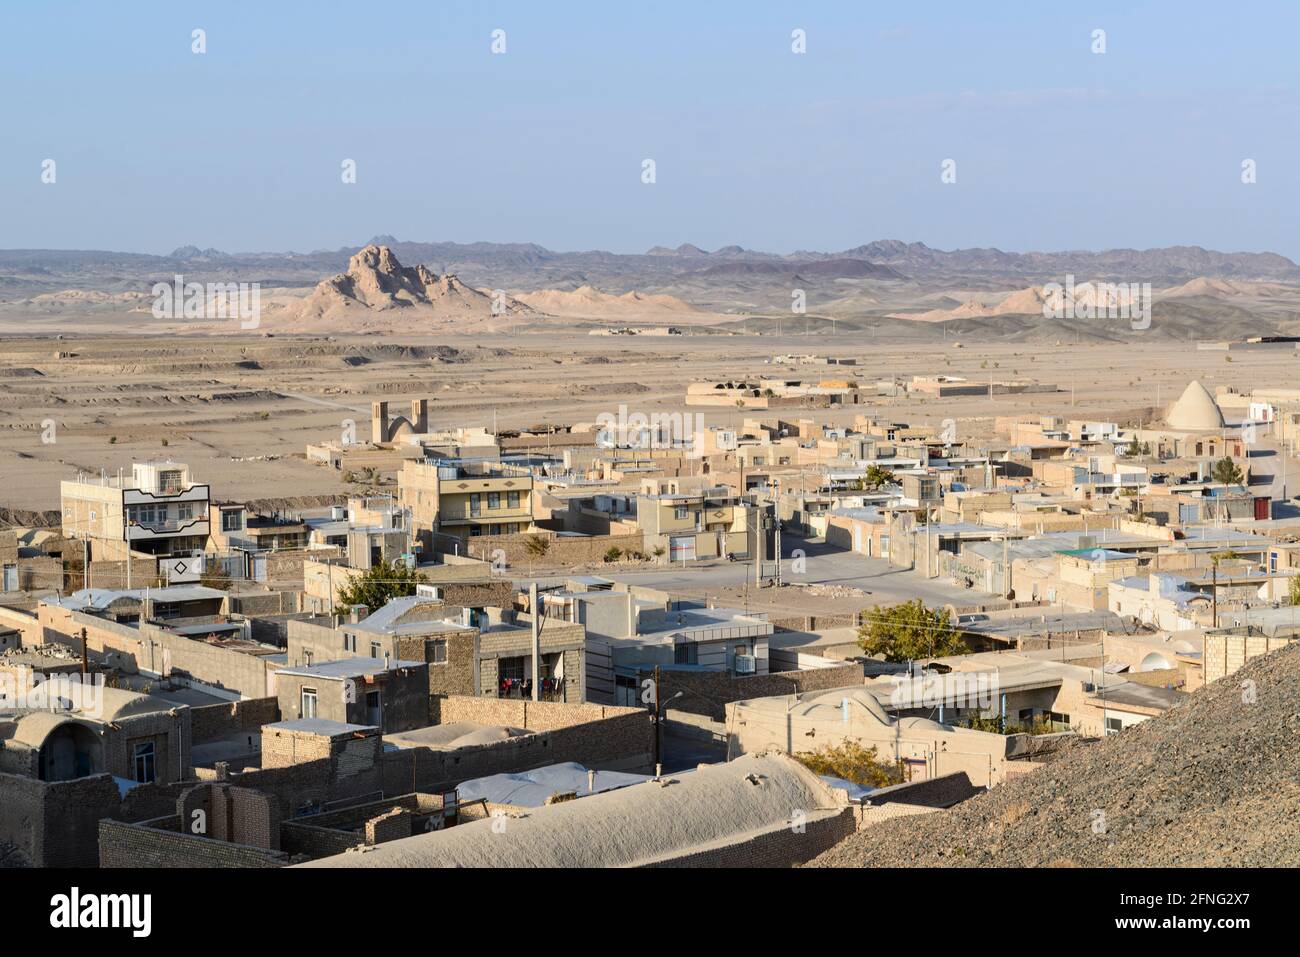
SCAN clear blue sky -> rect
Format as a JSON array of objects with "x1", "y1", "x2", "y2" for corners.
[{"x1": 2, "y1": 0, "x2": 1296, "y2": 258}]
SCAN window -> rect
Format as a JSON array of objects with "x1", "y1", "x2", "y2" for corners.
[
  {"x1": 507, "y1": 491, "x2": 520, "y2": 509},
  {"x1": 1105, "y1": 716, "x2": 1124, "y2": 734},
  {"x1": 469, "y1": 493, "x2": 481, "y2": 517},
  {"x1": 133, "y1": 742, "x2": 156, "y2": 783},
  {"x1": 301, "y1": 687, "x2": 318, "y2": 719},
  {"x1": 343, "y1": 633, "x2": 356, "y2": 653},
  {"x1": 221, "y1": 510, "x2": 242, "y2": 532},
  {"x1": 674, "y1": 644, "x2": 698, "y2": 665},
  {"x1": 158, "y1": 470, "x2": 183, "y2": 494},
  {"x1": 488, "y1": 492, "x2": 501, "y2": 509},
  {"x1": 430, "y1": 640, "x2": 447, "y2": 664},
  {"x1": 674, "y1": 506, "x2": 689, "y2": 521},
  {"x1": 614, "y1": 673, "x2": 640, "y2": 708},
  {"x1": 370, "y1": 641, "x2": 382, "y2": 659}
]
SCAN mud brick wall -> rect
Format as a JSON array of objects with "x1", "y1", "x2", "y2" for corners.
[
  {"x1": 178, "y1": 784, "x2": 281, "y2": 849},
  {"x1": 434, "y1": 695, "x2": 637, "y2": 733},
  {"x1": 0, "y1": 772, "x2": 122, "y2": 868},
  {"x1": 381, "y1": 721, "x2": 658, "y2": 794},
  {"x1": 224, "y1": 593, "x2": 299, "y2": 619},
  {"x1": 84, "y1": 558, "x2": 162, "y2": 590},
  {"x1": 1203, "y1": 631, "x2": 1294, "y2": 684},
  {"x1": 190, "y1": 697, "x2": 280, "y2": 743},
  {"x1": 99, "y1": 707, "x2": 192, "y2": 785},
  {"x1": 39, "y1": 604, "x2": 274, "y2": 699},
  {"x1": 278, "y1": 820, "x2": 366, "y2": 859},
  {"x1": 195, "y1": 759, "x2": 335, "y2": 820},
  {"x1": 650, "y1": 662, "x2": 865, "y2": 720},
  {"x1": 280, "y1": 793, "x2": 429, "y2": 858},
  {"x1": 405, "y1": 696, "x2": 654, "y2": 786},
  {"x1": 118, "y1": 780, "x2": 198, "y2": 823},
  {"x1": 221, "y1": 728, "x2": 385, "y2": 816},
  {"x1": 436, "y1": 579, "x2": 514, "y2": 610},
  {"x1": 413, "y1": 630, "x2": 477, "y2": 697},
  {"x1": 263, "y1": 547, "x2": 343, "y2": 590},
  {"x1": 381, "y1": 734, "x2": 556, "y2": 794},
  {"x1": 460, "y1": 531, "x2": 647, "y2": 567},
  {"x1": 98, "y1": 819, "x2": 289, "y2": 868},
  {"x1": 365, "y1": 806, "x2": 413, "y2": 845}
]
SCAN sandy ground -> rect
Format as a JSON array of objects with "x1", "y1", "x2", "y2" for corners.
[{"x1": 1, "y1": 330, "x2": 1295, "y2": 512}]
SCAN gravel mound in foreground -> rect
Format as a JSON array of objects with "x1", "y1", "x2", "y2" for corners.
[{"x1": 808, "y1": 643, "x2": 1300, "y2": 867}]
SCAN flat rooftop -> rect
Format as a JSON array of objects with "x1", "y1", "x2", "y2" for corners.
[
  {"x1": 383, "y1": 721, "x2": 532, "y2": 751},
  {"x1": 275, "y1": 657, "x2": 423, "y2": 680},
  {"x1": 265, "y1": 718, "x2": 378, "y2": 736}
]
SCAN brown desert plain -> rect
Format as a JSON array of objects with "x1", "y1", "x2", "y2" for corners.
[{"x1": 3, "y1": 239, "x2": 1300, "y2": 517}]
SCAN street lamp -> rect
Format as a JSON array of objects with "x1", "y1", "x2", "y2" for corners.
[{"x1": 651, "y1": 666, "x2": 685, "y2": 772}]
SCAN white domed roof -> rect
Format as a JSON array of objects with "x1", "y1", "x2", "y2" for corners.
[{"x1": 1166, "y1": 380, "x2": 1226, "y2": 431}]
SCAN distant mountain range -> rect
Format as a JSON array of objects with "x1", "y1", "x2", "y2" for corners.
[
  {"x1": 1, "y1": 239, "x2": 1296, "y2": 298},
  {"x1": 3, "y1": 238, "x2": 1299, "y2": 340}
]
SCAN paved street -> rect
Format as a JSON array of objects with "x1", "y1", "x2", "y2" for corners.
[{"x1": 1247, "y1": 440, "x2": 1300, "y2": 518}]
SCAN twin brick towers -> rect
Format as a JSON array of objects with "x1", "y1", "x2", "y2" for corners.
[{"x1": 371, "y1": 399, "x2": 429, "y2": 444}]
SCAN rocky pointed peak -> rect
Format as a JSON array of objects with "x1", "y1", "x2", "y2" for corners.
[{"x1": 348, "y1": 244, "x2": 410, "y2": 278}]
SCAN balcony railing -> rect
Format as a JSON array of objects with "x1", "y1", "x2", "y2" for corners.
[{"x1": 126, "y1": 516, "x2": 209, "y2": 536}]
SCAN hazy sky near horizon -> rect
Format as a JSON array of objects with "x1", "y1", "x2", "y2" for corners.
[{"x1": 2, "y1": 0, "x2": 1297, "y2": 258}]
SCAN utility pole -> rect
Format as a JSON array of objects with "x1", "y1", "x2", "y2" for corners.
[
  {"x1": 1099, "y1": 633, "x2": 1107, "y2": 736},
  {"x1": 773, "y1": 478, "x2": 782, "y2": 587},
  {"x1": 530, "y1": 581, "x2": 540, "y2": 701},
  {"x1": 1003, "y1": 533, "x2": 1011, "y2": 599},
  {"x1": 924, "y1": 507, "x2": 932, "y2": 579},
  {"x1": 1211, "y1": 560, "x2": 1219, "y2": 629},
  {"x1": 125, "y1": 505, "x2": 132, "y2": 591},
  {"x1": 652, "y1": 665, "x2": 662, "y2": 769}
]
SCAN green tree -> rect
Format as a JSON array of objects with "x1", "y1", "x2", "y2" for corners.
[
  {"x1": 1288, "y1": 575, "x2": 1300, "y2": 606},
  {"x1": 522, "y1": 534, "x2": 550, "y2": 574},
  {"x1": 863, "y1": 464, "x2": 894, "y2": 489},
  {"x1": 1211, "y1": 456, "x2": 1244, "y2": 486},
  {"x1": 794, "y1": 739, "x2": 904, "y2": 788},
  {"x1": 334, "y1": 559, "x2": 425, "y2": 616},
  {"x1": 857, "y1": 599, "x2": 969, "y2": 662},
  {"x1": 962, "y1": 713, "x2": 1057, "y2": 736}
]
